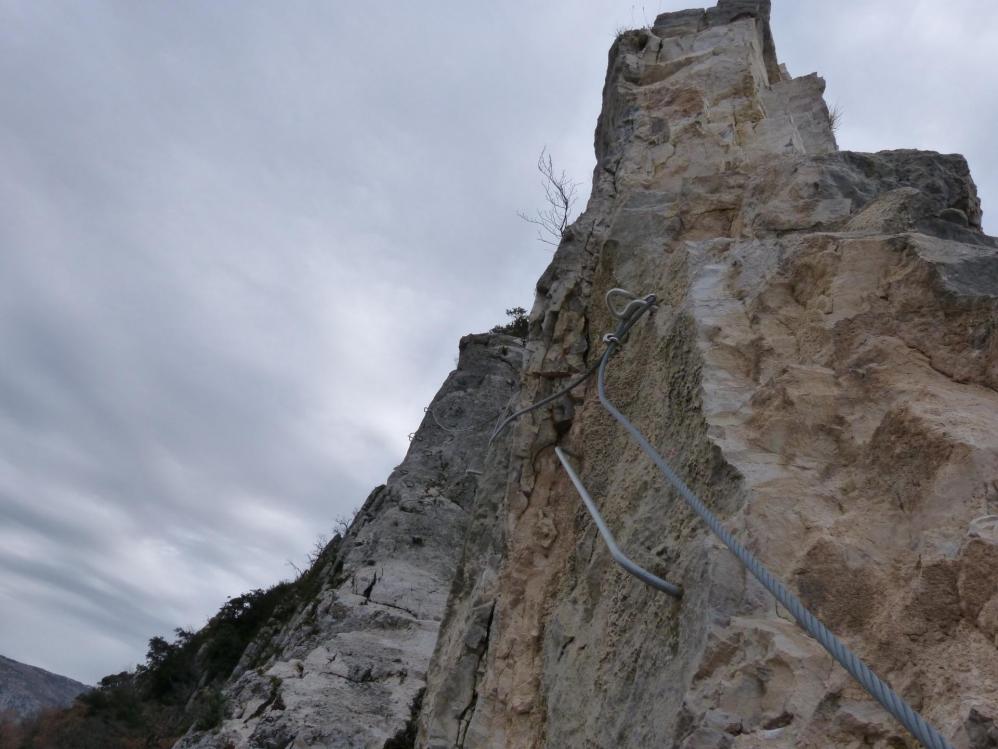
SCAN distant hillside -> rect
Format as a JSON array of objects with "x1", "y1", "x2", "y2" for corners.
[
  {"x1": 0, "y1": 655, "x2": 89, "y2": 718},
  {"x1": 0, "y1": 534, "x2": 346, "y2": 748}
]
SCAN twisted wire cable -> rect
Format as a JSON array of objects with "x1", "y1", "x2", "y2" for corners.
[
  {"x1": 490, "y1": 360, "x2": 601, "y2": 443},
  {"x1": 594, "y1": 302, "x2": 953, "y2": 749},
  {"x1": 479, "y1": 288, "x2": 952, "y2": 747},
  {"x1": 490, "y1": 293, "x2": 659, "y2": 443}
]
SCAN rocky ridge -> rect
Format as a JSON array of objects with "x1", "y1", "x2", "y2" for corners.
[
  {"x1": 175, "y1": 334, "x2": 522, "y2": 748},
  {"x1": 417, "y1": 2, "x2": 998, "y2": 748},
  {"x1": 0, "y1": 655, "x2": 88, "y2": 719}
]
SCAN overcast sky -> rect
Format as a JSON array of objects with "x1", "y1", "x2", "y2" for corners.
[{"x1": 0, "y1": 1, "x2": 994, "y2": 685}]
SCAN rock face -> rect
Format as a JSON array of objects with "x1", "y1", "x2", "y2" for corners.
[
  {"x1": 417, "y1": 2, "x2": 998, "y2": 748},
  {"x1": 174, "y1": 334, "x2": 522, "y2": 748},
  {"x1": 169, "y1": 2, "x2": 998, "y2": 747},
  {"x1": 0, "y1": 655, "x2": 88, "y2": 718}
]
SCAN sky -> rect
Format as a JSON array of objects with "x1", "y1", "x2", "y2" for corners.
[{"x1": 0, "y1": 1, "x2": 995, "y2": 685}]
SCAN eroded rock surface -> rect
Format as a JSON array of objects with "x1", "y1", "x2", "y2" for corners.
[
  {"x1": 419, "y1": 2, "x2": 998, "y2": 747},
  {"x1": 175, "y1": 334, "x2": 521, "y2": 749}
]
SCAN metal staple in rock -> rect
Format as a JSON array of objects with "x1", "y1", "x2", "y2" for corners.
[
  {"x1": 489, "y1": 360, "x2": 601, "y2": 443},
  {"x1": 555, "y1": 445, "x2": 682, "y2": 597},
  {"x1": 498, "y1": 288, "x2": 954, "y2": 749},
  {"x1": 489, "y1": 289, "x2": 652, "y2": 444}
]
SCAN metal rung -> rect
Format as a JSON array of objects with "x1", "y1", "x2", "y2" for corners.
[{"x1": 555, "y1": 446, "x2": 682, "y2": 598}]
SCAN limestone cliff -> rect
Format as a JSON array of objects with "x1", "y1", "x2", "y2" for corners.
[
  {"x1": 174, "y1": 334, "x2": 522, "y2": 748},
  {"x1": 169, "y1": 2, "x2": 998, "y2": 747},
  {"x1": 417, "y1": 2, "x2": 998, "y2": 748}
]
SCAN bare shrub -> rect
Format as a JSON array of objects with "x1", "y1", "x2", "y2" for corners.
[{"x1": 517, "y1": 148, "x2": 579, "y2": 247}]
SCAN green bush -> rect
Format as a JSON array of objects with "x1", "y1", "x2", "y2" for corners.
[
  {"x1": 490, "y1": 307, "x2": 528, "y2": 340},
  {"x1": 10, "y1": 531, "x2": 346, "y2": 748},
  {"x1": 192, "y1": 688, "x2": 227, "y2": 731}
]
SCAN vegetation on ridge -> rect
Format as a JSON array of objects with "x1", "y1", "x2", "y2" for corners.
[
  {"x1": 0, "y1": 534, "x2": 343, "y2": 749},
  {"x1": 490, "y1": 306, "x2": 529, "y2": 340}
]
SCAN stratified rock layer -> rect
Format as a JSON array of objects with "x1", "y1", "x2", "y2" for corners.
[
  {"x1": 419, "y1": 2, "x2": 998, "y2": 747},
  {"x1": 175, "y1": 334, "x2": 521, "y2": 749}
]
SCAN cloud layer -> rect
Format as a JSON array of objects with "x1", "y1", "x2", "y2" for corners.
[{"x1": 0, "y1": 1, "x2": 993, "y2": 683}]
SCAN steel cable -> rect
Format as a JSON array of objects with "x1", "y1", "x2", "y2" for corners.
[
  {"x1": 592, "y1": 297, "x2": 953, "y2": 749},
  {"x1": 491, "y1": 288, "x2": 953, "y2": 748}
]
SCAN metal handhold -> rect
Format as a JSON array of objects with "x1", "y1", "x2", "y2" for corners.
[{"x1": 555, "y1": 447, "x2": 682, "y2": 598}]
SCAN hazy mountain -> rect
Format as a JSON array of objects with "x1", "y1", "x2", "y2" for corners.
[{"x1": 0, "y1": 655, "x2": 89, "y2": 718}]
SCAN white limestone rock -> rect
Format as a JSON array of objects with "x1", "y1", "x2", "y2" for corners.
[{"x1": 174, "y1": 334, "x2": 522, "y2": 749}]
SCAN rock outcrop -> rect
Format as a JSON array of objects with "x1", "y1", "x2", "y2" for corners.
[
  {"x1": 175, "y1": 334, "x2": 522, "y2": 748},
  {"x1": 0, "y1": 655, "x2": 88, "y2": 718},
  {"x1": 165, "y1": 2, "x2": 998, "y2": 747},
  {"x1": 417, "y1": 2, "x2": 998, "y2": 748}
]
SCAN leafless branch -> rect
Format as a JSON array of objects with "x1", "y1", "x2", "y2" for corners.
[
  {"x1": 307, "y1": 534, "x2": 329, "y2": 566},
  {"x1": 828, "y1": 102, "x2": 843, "y2": 134},
  {"x1": 333, "y1": 506, "x2": 359, "y2": 538},
  {"x1": 517, "y1": 147, "x2": 579, "y2": 247}
]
